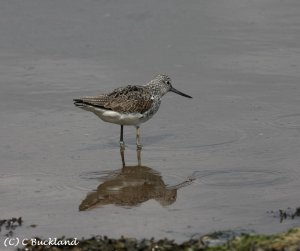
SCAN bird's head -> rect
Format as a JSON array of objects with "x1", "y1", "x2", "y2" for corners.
[{"x1": 151, "y1": 74, "x2": 192, "y2": 98}]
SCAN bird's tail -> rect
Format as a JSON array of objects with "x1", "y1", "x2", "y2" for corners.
[
  {"x1": 73, "y1": 98, "x2": 85, "y2": 107},
  {"x1": 73, "y1": 95, "x2": 105, "y2": 106}
]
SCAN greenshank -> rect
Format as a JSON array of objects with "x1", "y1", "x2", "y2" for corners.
[{"x1": 74, "y1": 74, "x2": 192, "y2": 166}]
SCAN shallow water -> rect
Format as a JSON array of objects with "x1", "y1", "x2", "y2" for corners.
[{"x1": 1, "y1": 0, "x2": 300, "y2": 247}]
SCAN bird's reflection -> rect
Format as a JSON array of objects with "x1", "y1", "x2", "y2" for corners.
[{"x1": 79, "y1": 165, "x2": 194, "y2": 211}]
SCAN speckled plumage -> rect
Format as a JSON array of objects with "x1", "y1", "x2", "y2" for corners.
[
  {"x1": 75, "y1": 85, "x2": 154, "y2": 115},
  {"x1": 73, "y1": 74, "x2": 192, "y2": 166},
  {"x1": 73, "y1": 74, "x2": 191, "y2": 126}
]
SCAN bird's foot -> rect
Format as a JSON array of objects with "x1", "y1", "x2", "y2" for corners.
[
  {"x1": 136, "y1": 144, "x2": 142, "y2": 151},
  {"x1": 120, "y1": 141, "x2": 125, "y2": 151}
]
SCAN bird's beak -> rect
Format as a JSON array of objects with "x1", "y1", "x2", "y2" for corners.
[{"x1": 170, "y1": 86, "x2": 192, "y2": 98}]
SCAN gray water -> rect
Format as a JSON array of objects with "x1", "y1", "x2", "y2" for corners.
[{"x1": 1, "y1": 0, "x2": 300, "y2": 247}]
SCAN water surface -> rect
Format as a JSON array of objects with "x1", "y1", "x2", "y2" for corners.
[{"x1": 1, "y1": 0, "x2": 300, "y2": 245}]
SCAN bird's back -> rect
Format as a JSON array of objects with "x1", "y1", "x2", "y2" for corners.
[{"x1": 74, "y1": 85, "x2": 155, "y2": 115}]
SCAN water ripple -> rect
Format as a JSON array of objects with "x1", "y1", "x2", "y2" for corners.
[{"x1": 190, "y1": 169, "x2": 294, "y2": 188}]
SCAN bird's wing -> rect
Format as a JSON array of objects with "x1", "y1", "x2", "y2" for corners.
[
  {"x1": 74, "y1": 85, "x2": 153, "y2": 114},
  {"x1": 106, "y1": 85, "x2": 153, "y2": 114}
]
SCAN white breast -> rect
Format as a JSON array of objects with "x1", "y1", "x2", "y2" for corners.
[
  {"x1": 81, "y1": 104, "x2": 157, "y2": 126},
  {"x1": 94, "y1": 108, "x2": 143, "y2": 125}
]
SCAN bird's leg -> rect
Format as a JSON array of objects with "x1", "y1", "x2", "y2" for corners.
[
  {"x1": 136, "y1": 126, "x2": 142, "y2": 166},
  {"x1": 120, "y1": 125, "x2": 125, "y2": 167}
]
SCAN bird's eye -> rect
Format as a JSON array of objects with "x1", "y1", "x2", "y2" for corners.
[{"x1": 166, "y1": 81, "x2": 170, "y2": 85}]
